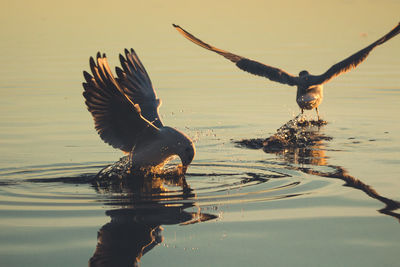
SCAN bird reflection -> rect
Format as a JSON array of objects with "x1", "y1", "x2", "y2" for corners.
[
  {"x1": 236, "y1": 116, "x2": 400, "y2": 221},
  {"x1": 89, "y1": 169, "x2": 217, "y2": 267},
  {"x1": 89, "y1": 210, "x2": 163, "y2": 267}
]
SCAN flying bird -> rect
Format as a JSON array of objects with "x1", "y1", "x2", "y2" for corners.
[
  {"x1": 83, "y1": 49, "x2": 195, "y2": 175},
  {"x1": 173, "y1": 23, "x2": 400, "y2": 120}
]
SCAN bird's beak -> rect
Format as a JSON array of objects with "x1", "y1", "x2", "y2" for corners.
[
  {"x1": 181, "y1": 164, "x2": 188, "y2": 174},
  {"x1": 178, "y1": 142, "x2": 196, "y2": 177},
  {"x1": 178, "y1": 143, "x2": 195, "y2": 175}
]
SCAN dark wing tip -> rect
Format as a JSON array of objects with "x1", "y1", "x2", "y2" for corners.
[
  {"x1": 173, "y1": 24, "x2": 243, "y2": 63},
  {"x1": 83, "y1": 71, "x2": 93, "y2": 81},
  {"x1": 378, "y1": 22, "x2": 400, "y2": 45},
  {"x1": 115, "y1": 66, "x2": 124, "y2": 77},
  {"x1": 89, "y1": 56, "x2": 96, "y2": 66},
  {"x1": 119, "y1": 53, "x2": 126, "y2": 63}
]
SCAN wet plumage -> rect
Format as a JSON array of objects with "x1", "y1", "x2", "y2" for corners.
[{"x1": 83, "y1": 49, "x2": 195, "y2": 175}]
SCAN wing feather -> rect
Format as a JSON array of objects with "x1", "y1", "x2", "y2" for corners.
[
  {"x1": 310, "y1": 22, "x2": 400, "y2": 85},
  {"x1": 116, "y1": 49, "x2": 163, "y2": 128},
  {"x1": 83, "y1": 53, "x2": 158, "y2": 153},
  {"x1": 173, "y1": 24, "x2": 299, "y2": 86}
]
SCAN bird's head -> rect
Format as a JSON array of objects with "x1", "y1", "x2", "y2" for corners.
[
  {"x1": 162, "y1": 127, "x2": 196, "y2": 174},
  {"x1": 299, "y1": 70, "x2": 309, "y2": 77},
  {"x1": 177, "y1": 136, "x2": 195, "y2": 174}
]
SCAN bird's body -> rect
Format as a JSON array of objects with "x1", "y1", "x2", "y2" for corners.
[
  {"x1": 129, "y1": 126, "x2": 193, "y2": 170},
  {"x1": 173, "y1": 23, "x2": 400, "y2": 119},
  {"x1": 296, "y1": 84, "x2": 323, "y2": 112},
  {"x1": 83, "y1": 49, "x2": 195, "y2": 176}
]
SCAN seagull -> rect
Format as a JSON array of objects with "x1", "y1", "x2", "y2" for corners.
[
  {"x1": 82, "y1": 49, "x2": 195, "y2": 174},
  {"x1": 173, "y1": 23, "x2": 400, "y2": 119}
]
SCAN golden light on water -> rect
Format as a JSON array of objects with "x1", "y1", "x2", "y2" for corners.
[{"x1": 0, "y1": 0, "x2": 399, "y2": 266}]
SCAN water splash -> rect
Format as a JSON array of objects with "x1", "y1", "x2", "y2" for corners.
[{"x1": 233, "y1": 116, "x2": 400, "y2": 221}]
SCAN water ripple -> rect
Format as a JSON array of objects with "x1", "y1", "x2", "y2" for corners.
[{"x1": 0, "y1": 161, "x2": 333, "y2": 213}]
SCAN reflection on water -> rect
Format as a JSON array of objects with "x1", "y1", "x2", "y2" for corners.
[
  {"x1": 90, "y1": 211, "x2": 163, "y2": 267},
  {"x1": 236, "y1": 116, "x2": 400, "y2": 221},
  {"x1": 0, "y1": 155, "x2": 333, "y2": 265},
  {"x1": 0, "y1": 0, "x2": 399, "y2": 265},
  {"x1": 90, "y1": 173, "x2": 217, "y2": 266},
  {"x1": 299, "y1": 165, "x2": 400, "y2": 221},
  {"x1": 0, "y1": 118, "x2": 398, "y2": 266}
]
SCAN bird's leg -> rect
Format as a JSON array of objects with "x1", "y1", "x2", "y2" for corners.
[
  {"x1": 315, "y1": 107, "x2": 320, "y2": 121},
  {"x1": 127, "y1": 149, "x2": 134, "y2": 174},
  {"x1": 295, "y1": 109, "x2": 305, "y2": 123}
]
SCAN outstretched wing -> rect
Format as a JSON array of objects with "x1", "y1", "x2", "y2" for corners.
[
  {"x1": 116, "y1": 49, "x2": 163, "y2": 128},
  {"x1": 83, "y1": 52, "x2": 158, "y2": 153},
  {"x1": 309, "y1": 22, "x2": 400, "y2": 85},
  {"x1": 173, "y1": 24, "x2": 299, "y2": 86}
]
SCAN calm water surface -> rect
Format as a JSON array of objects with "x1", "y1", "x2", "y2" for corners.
[{"x1": 1, "y1": 0, "x2": 400, "y2": 266}]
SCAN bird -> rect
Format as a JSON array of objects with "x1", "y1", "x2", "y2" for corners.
[
  {"x1": 173, "y1": 23, "x2": 400, "y2": 120},
  {"x1": 82, "y1": 49, "x2": 195, "y2": 175}
]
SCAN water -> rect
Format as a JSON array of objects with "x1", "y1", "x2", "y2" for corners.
[{"x1": 1, "y1": 0, "x2": 400, "y2": 266}]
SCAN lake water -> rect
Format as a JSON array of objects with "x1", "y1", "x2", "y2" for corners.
[{"x1": 1, "y1": 0, "x2": 399, "y2": 266}]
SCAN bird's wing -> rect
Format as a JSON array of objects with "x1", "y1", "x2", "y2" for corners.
[
  {"x1": 83, "y1": 52, "x2": 159, "y2": 153},
  {"x1": 173, "y1": 24, "x2": 299, "y2": 86},
  {"x1": 116, "y1": 49, "x2": 163, "y2": 128},
  {"x1": 309, "y1": 22, "x2": 400, "y2": 85}
]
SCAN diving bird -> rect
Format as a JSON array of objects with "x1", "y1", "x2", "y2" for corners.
[
  {"x1": 173, "y1": 23, "x2": 400, "y2": 119},
  {"x1": 82, "y1": 49, "x2": 195, "y2": 174}
]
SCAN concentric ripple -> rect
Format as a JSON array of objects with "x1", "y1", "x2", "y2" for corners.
[
  {"x1": 0, "y1": 161, "x2": 336, "y2": 214},
  {"x1": 180, "y1": 162, "x2": 332, "y2": 206}
]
